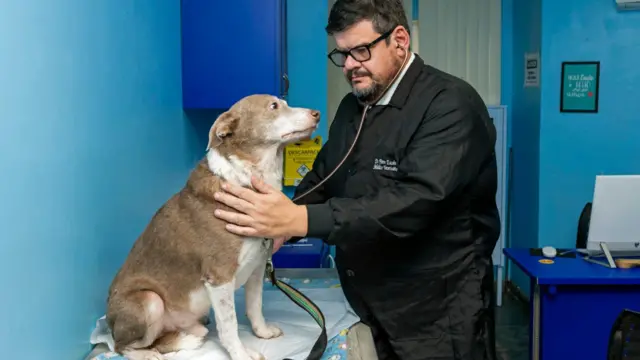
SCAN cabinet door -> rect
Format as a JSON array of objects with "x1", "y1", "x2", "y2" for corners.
[{"x1": 181, "y1": 0, "x2": 287, "y2": 109}]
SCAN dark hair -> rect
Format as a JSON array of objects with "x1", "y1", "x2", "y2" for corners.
[{"x1": 326, "y1": 0, "x2": 410, "y2": 39}]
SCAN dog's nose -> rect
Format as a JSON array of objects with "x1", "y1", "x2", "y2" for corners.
[{"x1": 310, "y1": 110, "x2": 320, "y2": 122}]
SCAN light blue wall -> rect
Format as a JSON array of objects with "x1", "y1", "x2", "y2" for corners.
[
  {"x1": 0, "y1": 1, "x2": 199, "y2": 359},
  {"x1": 283, "y1": 0, "x2": 329, "y2": 198},
  {"x1": 0, "y1": 1, "x2": 328, "y2": 356},
  {"x1": 538, "y1": 0, "x2": 640, "y2": 250},
  {"x1": 501, "y1": 0, "x2": 542, "y2": 294},
  {"x1": 184, "y1": 1, "x2": 329, "y2": 199},
  {"x1": 502, "y1": 0, "x2": 640, "y2": 294}
]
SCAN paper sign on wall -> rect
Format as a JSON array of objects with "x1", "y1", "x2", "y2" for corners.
[
  {"x1": 524, "y1": 52, "x2": 540, "y2": 87},
  {"x1": 283, "y1": 136, "x2": 323, "y2": 186}
]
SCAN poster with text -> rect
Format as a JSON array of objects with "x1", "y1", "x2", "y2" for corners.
[{"x1": 560, "y1": 61, "x2": 600, "y2": 113}]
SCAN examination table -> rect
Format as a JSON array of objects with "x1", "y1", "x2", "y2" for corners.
[{"x1": 86, "y1": 268, "x2": 377, "y2": 360}]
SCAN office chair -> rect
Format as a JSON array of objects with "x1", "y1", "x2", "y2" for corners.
[
  {"x1": 608, "y1": 309, "x2": 640, "y2": 359},
  {"x1": 576, "y1": 201, "x2": 592, "y2": 249}
]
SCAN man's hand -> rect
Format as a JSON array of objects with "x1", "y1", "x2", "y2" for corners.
[{"x1": 213, "y1": 176, "x2": 308, "y2": 238}]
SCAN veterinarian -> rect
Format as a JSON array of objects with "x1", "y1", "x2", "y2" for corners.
[{"x1": 213, "y1": 0, "x2": 500, "y2": 359}]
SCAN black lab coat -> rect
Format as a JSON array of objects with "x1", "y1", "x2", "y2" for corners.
[{"x1": 292, "y1": 55, "x2": 500, "y2": 360}]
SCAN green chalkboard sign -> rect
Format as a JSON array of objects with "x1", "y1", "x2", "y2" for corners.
[{"x1": 560, "y1": 61, "x2": 600, "y2": 113}]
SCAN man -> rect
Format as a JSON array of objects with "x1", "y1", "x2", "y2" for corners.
[{"x1": 212, "y1": 0, "x2": 500, "y2": 359}]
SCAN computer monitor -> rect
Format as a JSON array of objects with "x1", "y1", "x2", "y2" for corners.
[{"x1": 584, "y1": 175, "x2": 640, "y2": 256}]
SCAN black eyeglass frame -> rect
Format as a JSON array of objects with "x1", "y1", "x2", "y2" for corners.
[{"x1": 327, "y1": 28, "x2": 395, "y2": 68}]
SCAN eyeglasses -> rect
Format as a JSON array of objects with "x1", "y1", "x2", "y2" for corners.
[{"x1": 327, "y1": 29, "x2": 394, "y2": 67}]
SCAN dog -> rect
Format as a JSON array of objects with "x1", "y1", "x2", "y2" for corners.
[{"x1": 105, "y1": 94, "x2": 321, "y2": 360}]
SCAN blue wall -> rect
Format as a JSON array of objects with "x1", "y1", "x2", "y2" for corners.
[
  {"x1": 501, "y1": 0, "x2": 542, "y2": 293},
  {"x1": 283, "y1": 0, "x2": 329, "y2": 198},
  {"x1": 0, "y1": 1, "x2": 327, "y2": 356},
  {"x1": 0, "y1": 1, "x2": 199, "y2": 359},
  {"x1": 503, "y1": 0, "x2": 640, "y2": 293},
  {"x1": 538, "y1": 0, "x2": 640, "y2": 250},
  {"x1": 186, "y1": 0, "x2": 329, "y2": 199}
]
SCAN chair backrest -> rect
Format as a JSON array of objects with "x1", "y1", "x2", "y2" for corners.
[
  {"x1": 576, "y1": 202, "x2": 592, "y2": 249},
  {"x1": 608, "y1": 309, "x2": 640, "y2": 359}
]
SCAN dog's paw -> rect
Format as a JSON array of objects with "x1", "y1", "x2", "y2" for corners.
[
  {"x1": 122, "y1": 349, "x2": 165, "y2": 360},
  {"x1": 253, "y1": 323, "x2": 283, "y2": 339},
  {"x1": 186, "y1": 323, "x2": 209, "y2": 338},
  {"x1": 174, "y1": 333, "x2": 205, "y2": 351},
  {"x1": 228, "y1": 347, "x2": 265, "y2": 360},
  {"x1": 245, "y1": 346, "x2": 266, "y2": 360}
]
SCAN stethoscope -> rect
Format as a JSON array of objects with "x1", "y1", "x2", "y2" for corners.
[{"x1": 292, "y1": 44, "x2": 411, "y2": 202}]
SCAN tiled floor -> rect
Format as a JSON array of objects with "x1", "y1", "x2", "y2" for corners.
[{"x1": 495, "y1": 291, "x2": 530, "y2": 360}]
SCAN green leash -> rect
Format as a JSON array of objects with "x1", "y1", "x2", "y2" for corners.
[{"x1": 265, "y1": 241, "x2": 328, "y2": 360}]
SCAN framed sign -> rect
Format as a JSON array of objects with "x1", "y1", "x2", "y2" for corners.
[{"x1": 560, "y1": 61, "x2": 600, "y2": 113}]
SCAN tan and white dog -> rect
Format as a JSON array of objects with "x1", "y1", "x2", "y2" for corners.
[{"x1": 105, "y1": 94, "x2": 321, "y2": 360}]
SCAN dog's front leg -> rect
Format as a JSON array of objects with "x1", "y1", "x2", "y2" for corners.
[
  {"x1": 204, "y1": 281, "x2": 264, "y2": 360},
  {"x1": 245, "y1": 260, "x2": 283, "y2": 339}
]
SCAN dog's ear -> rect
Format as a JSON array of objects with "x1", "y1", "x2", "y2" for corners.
[{"x1": 207, "y1": 111, "x2": 239, "y2": 150}]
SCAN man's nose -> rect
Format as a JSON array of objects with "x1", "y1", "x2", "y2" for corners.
[{"x1": 343, "y1": 55, "x2": 360, "y2": 71}]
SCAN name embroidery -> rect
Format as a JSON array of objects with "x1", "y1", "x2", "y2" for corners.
[{"x1": 373, "y1": 158, "x2": 398, "y2": 172}]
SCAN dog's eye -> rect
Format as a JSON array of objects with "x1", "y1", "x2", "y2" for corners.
[{"x1": 269, "y1": 102, "x2": 278, "y2": 110}]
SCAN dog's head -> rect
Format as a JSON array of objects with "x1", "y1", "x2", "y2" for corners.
[{"x1": 206, "y1": 95, "x2": 320, "y2": 151}]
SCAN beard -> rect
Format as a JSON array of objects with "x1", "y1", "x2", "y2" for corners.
[
  {"x1": 346, "y1": 57, "x2": 404, "y2": 104},
  {"x1": 347, "y1": 68, "x2": 383, "y2": 104}
]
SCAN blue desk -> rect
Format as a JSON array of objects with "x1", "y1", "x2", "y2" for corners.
[{"x1": 504, "y1": 248, "x2": 640, "y2": 360}]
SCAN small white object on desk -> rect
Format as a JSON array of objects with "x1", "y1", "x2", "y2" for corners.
[{"x1": 542, "y1": 246, "x2": 557, "y2": 259}]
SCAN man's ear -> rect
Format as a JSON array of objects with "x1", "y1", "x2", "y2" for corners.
[{"x1": 207, "y1": 111, "x2": 239, "y2": 150}]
